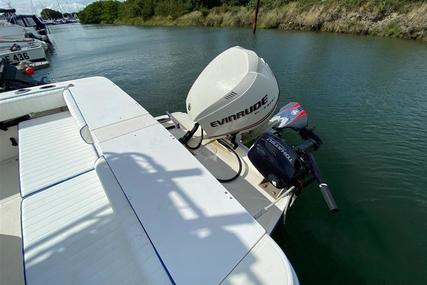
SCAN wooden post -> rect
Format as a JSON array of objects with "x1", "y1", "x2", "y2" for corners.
[{"x1": 252, "y1": 0, "x2": 260, "y2": 34}]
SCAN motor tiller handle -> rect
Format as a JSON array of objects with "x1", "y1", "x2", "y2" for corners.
[{"x1": 306, "y1": 152, "x2": 338, "y2": 212}]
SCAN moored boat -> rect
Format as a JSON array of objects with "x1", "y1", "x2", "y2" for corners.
[
  {"x1": 0, "y1": 8, "x2": 51, "y2": 44},
  {"x1": 0, "y1": 47, "x2": 337, "y2": 285},
  {"x1": 0, "y1": 58, "x2": 47, "y2": 92},
  {"x1": 0, "y1": 41, "x2": 48, "y2": 66}
]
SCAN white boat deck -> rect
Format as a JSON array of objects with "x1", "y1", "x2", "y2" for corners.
[
  {"x1": 165, "y1": 112, "x2": 291, "y2": 234},
  {"x1": 22, "y1": 169, "x2": 171, "y2": 285},
  {"x1": 18, "y1": 111, "x2": 98, "y2": 197},
  {"x1": 0, "y1": 77, "x2": 298, "y2": 285},
  {"x1": 67, "y1": 77, "x2": 267, "y2": 285},
  {"x1": 0, "y1": 156, "x2": 24, "y2": 285}
]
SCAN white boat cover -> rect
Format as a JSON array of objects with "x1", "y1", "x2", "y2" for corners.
[
  {"x1": 22, "y1": 169, "x2": 172, "y2": 285},
  {"x1": 16, "y1": 77, "x2": 271, "y2": 285},
  {"x1": 66, "y1": 77, "x2": 267, "y2": 285},
  {"x1": 18, "y1": 111, "x2": 98, "y2": 197},
  {"x1": 98, "y1": 124, "x2": 266, "y2": 285},
  {"x1": 63, "y1": 78, "x2": 152, "y2": 132}
]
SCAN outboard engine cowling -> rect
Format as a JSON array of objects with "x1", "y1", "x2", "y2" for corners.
[
  {"x1": 186, "y1": 46, "x2": 279, "y2": 138},
  {"x1": 248, "y1": 133, "x2": 306, "y2": 189},
  {"x1": 0, "y1": 59, "x2": 46, "y2": 92}
]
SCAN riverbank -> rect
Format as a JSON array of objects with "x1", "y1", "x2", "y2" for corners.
[
  {"x1": 116, "y1": 3, "x2": 427, "y2": 41},
  {"x1": 80, "y1": 1, "x2": 427, "y2": 41}
]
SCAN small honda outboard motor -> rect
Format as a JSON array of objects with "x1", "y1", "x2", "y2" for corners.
[{"x1": 0, "y1": 59, "x2": 47, "y2": 92}]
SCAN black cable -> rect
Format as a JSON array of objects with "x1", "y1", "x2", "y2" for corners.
[
  {"x1": 179, "y1": 123, "x2": 199, "y2": 144},
  {"x1": 185, "y1": 126, "x2": 204, "y2": 150},
  {"x1": 178, "y1": 123, "x2": 204, "y2": 150},
  {"x1": 216, "y1": 139, "x2": 242, "y2": 183},
  {"x1": 178, "y1": 124, "x2": 241, "y2": 181}
]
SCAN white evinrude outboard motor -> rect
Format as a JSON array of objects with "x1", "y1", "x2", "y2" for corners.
[
  {"x1": 173, "y1": 46, "x2": 338, "y2": 212},
  {"x1": 186, "y1": 46, "x2": 279, "y2": 139}
]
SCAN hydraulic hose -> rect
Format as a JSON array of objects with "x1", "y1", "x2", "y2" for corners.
[
  {"x1": 178, "y1": 124, "x2": 241, "y2": 182},
  {"x1": 216, "y1": 139, "x2": 242, "y2": 183},
  {"x1": 179, "y1": 123, "x2": 200, "y2": 144},
  {"x1": 186, "y1": 127, "x2": 203, "y2": 150},
  {"x1": 179, "y1": 123, "x2": 203, "y2": 150}
]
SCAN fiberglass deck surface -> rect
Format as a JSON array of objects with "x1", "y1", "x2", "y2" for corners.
[
  {"x1": 21, "y1": 170, "x2": 171, "y2": 285},
  {"x1": 18, "y1": 111, "x2": 98, "y2": 197},
  {"x1": 0, "y1": 157, "x2": 24, "y2": 285}
]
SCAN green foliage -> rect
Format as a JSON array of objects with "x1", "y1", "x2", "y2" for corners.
[
  {"x1": 63, "y1": 12, "x2": 77, "y2": 18},
  {"x1": 79, "y1": 0, "x2": 252, "y2": 24},
  {"x1": 155, "y1": 0, "x2": 196, "y2": 18},
  {"x1": 41, "y1": 8, "x2": 63, "y2": 19},
  {"x1": 78, "y1": 0, "x2": 424, "y2": 26},
  {"x1": 245, "y1": 0, "x2": 421, "y2": 9},
  {"x1": 142, "y1": 0, "x2": 156, "y2": 20},
  {"x1": 118, "y1": 0, "x2": 144, "y2": 19},
  {"x1": 78, "y1": 1, "x2": 121, "y2": 24},
  {"x1": 384, "y1": 21, "x2": 401, "y2": 37}
]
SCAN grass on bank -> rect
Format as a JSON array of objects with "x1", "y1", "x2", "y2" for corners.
[
  {"x1": 79, "y1": 0, "x2": 424, "y2": 24},
  {"x1": 78, "y1": 0, "x2": 427, "y2": 41}
]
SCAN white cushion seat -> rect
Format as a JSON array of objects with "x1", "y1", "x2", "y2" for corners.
[
  {"x1": 18, "y1": 111, "x2": 98, "y2": 197},
  {"x1": 22, "y1": 169, "x2": 172, "y2": 285}
]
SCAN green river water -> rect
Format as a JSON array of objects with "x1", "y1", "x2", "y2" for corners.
[{"x1": 41, "y1": 24, "x2": 427, "y2": 284}]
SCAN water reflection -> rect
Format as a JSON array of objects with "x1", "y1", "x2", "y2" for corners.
[{"x1": 41, "y1": 25, "x2": 427, "y2": 284}]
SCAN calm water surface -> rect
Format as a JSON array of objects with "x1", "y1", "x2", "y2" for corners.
[{"x1": 42, "y1": 24, "x2": 427, "y2": 284}]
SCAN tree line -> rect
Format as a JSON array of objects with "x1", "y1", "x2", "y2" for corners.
[
  {"x1": 78, "y1": 0, "x2": 419, "y2": 25},
  {"x1": 40, "y1": 8, "x2": 77, "y2": 19},
  {"x1": 78, "y1": 0, "x2": 252, "y2": 24}
]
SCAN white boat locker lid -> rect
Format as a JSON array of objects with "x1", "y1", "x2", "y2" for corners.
[{"x1": 66, "y1": 77, "x2": 266, "y2": 285}]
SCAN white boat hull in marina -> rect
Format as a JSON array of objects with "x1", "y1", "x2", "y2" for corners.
[
  {"x1": 0, "y1": 43, "x2": 47, "y2": 64},
  {"x1": 0, "y1": 38, "x2": 49, "y2": 51},
  {"x1": 0, "y1": 10, "x2": 51, "y2": 45}
]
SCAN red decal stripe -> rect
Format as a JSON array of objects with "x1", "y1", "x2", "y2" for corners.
[{"x1": 286, "y1": 102, "x2": 301, "y2": 110}]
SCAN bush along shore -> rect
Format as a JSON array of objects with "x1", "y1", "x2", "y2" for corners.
[{"x1": 78, "y1": 1, "x2": 427, "y2": 41}]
